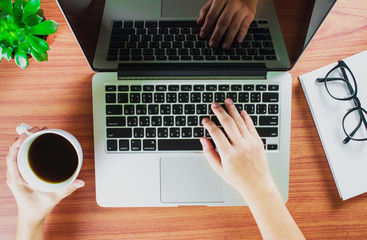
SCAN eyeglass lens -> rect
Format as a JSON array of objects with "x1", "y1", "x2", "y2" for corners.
[
  {"x1": 325, "y1": 66, "x2": 356, "y2": 100},
  {"x1": 343, "y1": 107, "x2": 367, "y2": 141}
]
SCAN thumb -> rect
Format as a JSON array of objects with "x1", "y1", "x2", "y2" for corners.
[{"x1": 57, "y1": 179, "x2": 85, "y2": 199}]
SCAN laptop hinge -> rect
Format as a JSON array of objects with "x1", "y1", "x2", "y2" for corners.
[{"x1": 117, "y1": 63, "x2": 267, "y2": 80}]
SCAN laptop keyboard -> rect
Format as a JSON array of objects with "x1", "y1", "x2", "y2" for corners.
[
  {"x1": 105, "y1": 83, "x2": 280, "y2": 152},
  {"x1": 107, "y1": 20, "x2": 276, "y2": 62}
]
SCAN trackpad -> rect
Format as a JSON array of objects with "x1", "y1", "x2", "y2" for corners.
[{"x1": 160, "y1": 157, "x2": 225, "y2": 203}]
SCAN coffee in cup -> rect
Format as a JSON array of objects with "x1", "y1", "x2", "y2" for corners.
[{"x1": 16, "y1": 123, "x2": 83, "y2": 192}]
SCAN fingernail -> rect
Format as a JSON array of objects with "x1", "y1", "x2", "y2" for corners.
[
  {"x1": 225, "y1": 98, "x2": 233, "y2": 105},
  {"x1": 75, "y1": 180, "x2": 85, "y2": 188},
  {"x1": 222, "y1": 43, "x2": 230, "y2": 49},
  {"x1": 210, "y1": 40, "x2": 217, "y2": 48},
  {"x1": 200, "y1": 138, "x2": 206, "y2": 146},
  {"x1": 202, "y1": 117, "x2": 210, "y2": 123},
  {"x1": 211, "y1": 102, "x2": 220, "y2": 108},
  {"x1": 198, "y1": 13, "x2": 203, "y2": 21},
  {"x1": 241, "y1": 110, "x2": 248, "y2": 116}
]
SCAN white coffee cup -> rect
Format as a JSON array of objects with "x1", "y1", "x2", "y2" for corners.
[{"x1": 16, "y1": 123, "x2": 83, "y2": 192}]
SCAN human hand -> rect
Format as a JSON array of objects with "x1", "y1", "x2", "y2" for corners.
[
  {"x1": 200, "y1": 99, "x2": 275, "y2": 199},
  {"x1": 6, "y1": 126, "x2": 85, "y2": 224},
  {"x1": 197, "y1": 0, "x2": 258, "y2": 49}
]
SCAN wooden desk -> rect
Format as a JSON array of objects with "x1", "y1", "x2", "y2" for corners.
[{"x1": 1, "y1": 0, "x2": 367, "y2": 239}]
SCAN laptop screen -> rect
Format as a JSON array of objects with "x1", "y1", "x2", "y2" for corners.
[{"x1": 56, "y1": 0, "x2": 336, "y2": 72}]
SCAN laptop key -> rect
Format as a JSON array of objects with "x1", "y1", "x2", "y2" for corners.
[
  {"x1": 158, "y1": 128, "x2": 168, "y2": 138},
  {"x1": 159, "y1": 21, "x2": 199, "y2": 27},
  {"x1": 112, "y1": 21, "x2": 122, "y2": 28},
  {"x1": 106, "y1": 117, "x2": 126, "y2": 126},
  {"x1": 164, "y1": 116, "x2": 174, "y2": 126},
  {"x1": 143, "y1": 139, "x2": 156, "y2": 151},
  {"x1": 146, "y1": 21, "x2": 158, "y2": 27},
  {"x1": 106, "y1": 105, "x2": 122, "y2": 115},
  {"x1": 106, "y1": 93, "x2": 116, "y2": 103},
  {"x1": 268, "y1": 104, "x2": 279, "y2": 114},
  {"x1": 151, "y1": 116, "x2": 162, "y2": 126},
  {"x1": 134, "y1": 128, "x2": 144, "y2": 138},
  {"x1": 194, "y1": 127, "x2": 204, "y2": 137},
  {"x1": 219, "y1": 85, "x2": 229, "y2": 91},
  {"x1": 131, "y1": 140, "x2": 142, "y2": 151},
  {"x1": 181, "y1": 128, "x2": 192, "y2": 137},
  {"x1": 119, "y1": 140, "x2": 129, "y2": 151},
  {"x1": 146, "y1": 128, "x2": 156, "y2": 138},
  {"x1": 127, "y1": 117, "x2": 138, "y2": 126},
  {"x1": 158, "y1": 139, "x2": 202, "y2": 151},
  {"x1": 107, "y1": 128, "x2": 132, "y2": 138},
  {"x1": 170, "y1": 128, "x2": 180, "y2": 137},
  {"x1": 107, "y1": 140, "x2": 118, "y2": 151},
  {"x1": 263, "y1": 92, "x2": 279, "y2": 102},
  {"x1": 259, "y1": 116, "x2": 278, "y2": 126},
  {"x1": 267, "y1": 144, "x2": 278, "y2": 150},
  {"x1": 256, "y1": 127, "x2": 278, "y2": 137}
]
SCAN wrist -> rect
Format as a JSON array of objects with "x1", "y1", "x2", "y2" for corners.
[
  {"x1": 238, "y1": 177, "x2": 280, "y2": 204},
  {"x1": 18, "y1": 211, "x2": 46, "y2": 227},
  {"x1": 17, "y1": 214, "x2": 45, "y2": 240}
]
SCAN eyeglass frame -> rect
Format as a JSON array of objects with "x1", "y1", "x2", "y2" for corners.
[{"x1": 316, "y1": 60, "x2": 367, "y2": 144}]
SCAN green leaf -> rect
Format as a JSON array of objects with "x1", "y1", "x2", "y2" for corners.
[
  {"x1": 23, "y1": 0, "x2": 41, "y2": 20},
  {"x1": 0, "y1": 0, "x2": 13, "y2": 15},
  {"x1": 14, "y1": 0, "x2": 27, "y2": 8},
  {"x1": 15, "y1": 48, "x2": 29, "y2": 69},
  {"x1": 24, "y1": 14, "x2": 43, "y2": 26},
  {"x1": 13, "y1": 0, "x2": 27, "y2": 17},
  {"x1": 30, "y1": 20, "x2": 58, "y2": 35},
  {"x1": 31, "y1": 48, "x2": 47, "y2": 62},
  {"x1": 25, "y1": 35, "x2": 49, "y2": 53},
  {"x1": 2, "y1": 47, "x2": 12, "y2": 61},
  {"x1": 19, "y1": 41, "x2": 31, "y2": 53}
]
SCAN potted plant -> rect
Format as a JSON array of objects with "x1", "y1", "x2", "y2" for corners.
[{"x1": 0, "y1": 0, "x2": 58, "y2": 69}]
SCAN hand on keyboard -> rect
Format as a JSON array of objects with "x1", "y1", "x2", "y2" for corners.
[
  {"x1": 200, "y1": 98, "x2": 275, "y2": 199},
  {"x1": 197, "y1": 0, "x2": 258, "y2": 49}
]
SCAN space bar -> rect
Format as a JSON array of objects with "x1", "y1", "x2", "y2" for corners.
[{"x1": 158, "y1": 139, "x2": 202, "y2": 151}]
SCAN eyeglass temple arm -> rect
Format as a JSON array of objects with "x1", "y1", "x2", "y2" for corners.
[{"x1": 316, "y1": 77, "x2": 355, "y2": 95}]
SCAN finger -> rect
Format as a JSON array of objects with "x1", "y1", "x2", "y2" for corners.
[
  {"x1": 57, "y1": 179, "x2": 85, "y2": 200},
  {"x1": 222, "y1": 11, "x2": 245, "y2": 49},
  {"x1": 209, "y1": 4, "x2": 236, "y2": 48},
  {"x1": 200, "y1": 0, "x2": 226, "y2": 39},
  {"x1": 29, "y1": 126, "x2": 41, "y2": 133},
  {"x1": 202, "y1": 117, "x2": 232, "y2": 154},
  {"x1": 241, "y1": 110, "x2": 260, "y2": 139},
  {"x1": 6, "y1": 134, "x2": 28, "y2": 179},
  {"x1": 224, "y1": 98, "x2": 251, "y2": 138},
  {"x1": 200, "y1": 137, "x2": 224, "y2": 176},
  {"x1": 211, "y1": 102, "x2": 243, "y2": 142},
  {"x1": 237, "y1": 15, "x2": 254, "y2": 43},
  {"x1": 197, "y1": 0, "x2": 213, "y2": 24}
]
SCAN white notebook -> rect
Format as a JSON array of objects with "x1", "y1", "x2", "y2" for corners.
[{"x1": 299, "y1": 51, "x2": 367, "y2": 200}]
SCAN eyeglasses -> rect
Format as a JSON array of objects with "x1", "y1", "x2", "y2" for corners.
[{"x1": 316, "y1": 60, "x2": 367, "y2": 144}]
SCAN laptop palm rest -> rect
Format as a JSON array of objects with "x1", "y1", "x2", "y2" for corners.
[
  {"x1": 160, "y1": 156, "x2": 225, "y2": 203},
  {"x1": 161, "y1": 0, "x2": 208, "y2": 18}
]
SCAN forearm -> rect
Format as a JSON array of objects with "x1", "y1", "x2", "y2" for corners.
[
  {"x1": 17, "y1": 214, "x2": 45, "y2": 240},
  {"x1": 241, "y1": 183, "x2": 305, "y2": 240}
]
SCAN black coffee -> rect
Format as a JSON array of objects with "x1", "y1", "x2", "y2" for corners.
[{"x1": 28, "y1": 133, "x2": 78, "y2": 183}]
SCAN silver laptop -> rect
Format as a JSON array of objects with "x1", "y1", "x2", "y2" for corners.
[{"x1": 56, "y1": 0, "x2": 336, "y2": 207}]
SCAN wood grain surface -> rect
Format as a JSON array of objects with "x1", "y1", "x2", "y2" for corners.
[{"x1": 1, "y1": 0, "x2": 367, "y2": 239}]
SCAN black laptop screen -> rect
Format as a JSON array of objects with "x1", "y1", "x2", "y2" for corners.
[{"x1": 56, "y1": 0, "x2": 336, "y2": 72}]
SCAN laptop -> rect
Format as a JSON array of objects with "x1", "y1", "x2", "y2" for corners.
[{"x1": 56, "y1": 0, "x2": 336, "y2": 207}]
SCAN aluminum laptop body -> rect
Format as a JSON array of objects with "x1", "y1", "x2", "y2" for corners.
[{"x1": 56, "y1": 0, "x2": 337, "y2": 207}]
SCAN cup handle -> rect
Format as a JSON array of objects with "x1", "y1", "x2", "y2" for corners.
[{"x1": 16, "y1": 123, "x2": 33, "y2": 136}]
